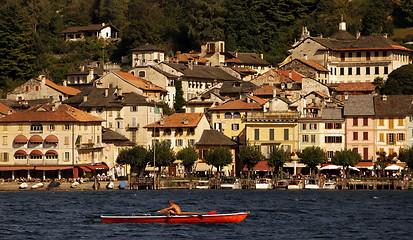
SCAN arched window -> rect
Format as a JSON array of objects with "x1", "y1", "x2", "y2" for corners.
[
  {"x1": 233, "y1": 112, "x2": 241, "y2": 118},
  {"x1": 225, "y1": 112, "x2": 232, "y2": 119}
]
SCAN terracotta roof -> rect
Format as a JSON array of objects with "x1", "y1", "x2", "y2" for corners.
[
  {"x1": 336, "y1": 82, "x2": 377, "y2": 92},
  {"x1": 276, "y1": 70, "x2": 303, "y2": 82},
  {"x1": 114, "y1": 72, "x2": 167, "y2": 92},
  {"x1": 61, "y1": 24, "x2": 118, "y2": 33},
  {"x1": 0, "y1": 104, "x2": 104, "y2": 123},
  {"x1": 294, "y1": 59, "x2": 329, "y2": 72},
  {"x1": 144, "y1": 113, "x2": 205, "y2": 128},
  {"x1": 35, "y1": 77, "x2": 81, "y2": 96},
  {"x1": 253, "y1": 85, "x2": 280, "y2": 96},
  {"x1": 231, "y1": 66, "x2": 257, "y2": 74},
  {"x1": 242, "y1": 161, "x2": 273, "y2": 171},
  {"x1": 0, "y1": 102, "x2": 13, "y2": 115},
  {"x1": 209, "y1": 95, "x2": 265, "y2": 111},
  {"x1": 169, "y1": 53, "x2": 208, "y2": 64},
  {"x1": 196, "y1": 130, "x2": 238, "y2": 146}
]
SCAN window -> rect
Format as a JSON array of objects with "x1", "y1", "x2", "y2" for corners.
[
  {"x1": 334, "y1": 123, "x2": 342, "y2": 129},
  {"x1": 269, "y1": 129, "x2": 274, "y2": 141},
  {"x1": 363, "y1": 148, "x2": 369, "y2": 160},
  {"x1": 311, "y1": 135, "x2": 316, "y2": 143},
  {"x1": 254, "y1": 129, "x2": 260, "y2": 141},
  {"x1": 363, "y1": 132, "x2": 368, "y2": 140},
  {"x1": 340, "y1": 68, "x2": 345, "y2": 75},
  {"x1": 309, "y1": 124, "x2": 317, "y2": 130},
  {"x1": 45, "y1": 153, "x2": 58, "y2": 160},
  {"x1": 64, "y1": 136, "x2": 69, "y2": 145},
  {"x1": 398, "y1": 133, "x2": 405, "y2": 141},
  {"x1": 64, "y1": 152, "x2": 70, "y2": 162},
  {"x1": 348, "y1": 67, "x2": 352, "y2": 75},
  {"x1": 131, "y1": 106, "x2": 137, "y2": 112},
  {"x1": 64, "y1": 124, "x2": 70, "y2": 130},
  {"x1": 325, "y1": 123, "x2": 333, "y2": 129},
  {"x1": 232, "y1": 123, "x2": 239, "y2": 131},
  {"x1": 188, "y1": 139, "x2": 195, "y2": 146},
  {"x1": 375, "y1": 51, "x2": 379, "y2": 57},
  {"x1": 366, "y1": 67, "x2": 370, "y2": 75},
  {"x1": 353, "y1": 148, "x2": 358, "y2": 153},
  {"x1": 340, "y1": 52, "x2": 345, "y2": 61},
  {"x1": 383, "y1": 51, "x2": 387, "y2": 57},
  {"x1": 363, "y1": 117, "x2": 368, "y2": 126},
  {"x1": 348, "y1": 52, "x2": 352, "y2": 58},
  {"x1": 398, "y1": 118, "x2": 404, "y2": 126},
  {"x1": 233, "y1": 112, "x2": 241, "y2": 118},
  {"x1": 49, "y1": 124, "x2": 55, "y2": 130},
  {"x1": 384, "y1": 67, "x2": 388, "y2": 74},
  {"x1": 138, "y1": 71, "x2": 146, "y2": 78},
  {"x1": 375, "y1": 67, "x2": 379, "y2": 74},
  {"x1": 30, "y1": 124, "x2": 43, "y2": 133},
  {"x1": 176, "y1": 139, "x2": 183, "y2": 146},
  {"x1": 224, "y1": 112, "x2": 232, "y2": 119},
  {"x1": 14, "y1": 153, "x2": 26, "y2": 160},
  {"x1": 379, "y1": 118, "x2": 384, "y2": 126},
  {"x1": 379, "y1": 133, "x2": 384, "y2": 142},
  {"x1": 387, "y1": 133, "x2": 395, "y2": 145},
  {"x1": 353, "y1": 118, "x2": 358, "y2": 126},
  {"x1": 284, "y1": 129, "x2": 289, "y2": 140},
  {"x1": 25, "y1": 86, "x2": 29, "y2": 91},
  {"x1": 325, "y1": 136, "x2": 342, "y2": 143},
  {"x1": 366, "y1": 52, "x2": 371, "y2": 60},
  {"x1": 389, "y1": 118, "x2": 394, "y2": 129},
  {"x1": 326, "y1": 151, "x2": 334, "y2": 160},
  {"x1": 353, "y1": 132, "x2": 358, "y2": 140},
  {"x1": 303, "y1": 124, "x2": 307, "y2": 130},
  {"x1": 356, "y1": 67, "x2": 360, "y2": 75},
  {"x1": 302, "y1": 135, "x2": 309, "y2": 142},
  {"x1": 35, "y1": 86, "x2": 39, "y2": 91},
  {"x1": 357, "y1": 52, "x2": 361, "y2": 57},
  {"x1": 2, "y1": 136, "x2": 7, "y2": 145}
]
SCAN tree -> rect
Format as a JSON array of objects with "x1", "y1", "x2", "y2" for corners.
[
  {"x1": 383, "y1": 65, "x2": 413, "y2": 95},
  {"x1": 205, "y1": 147, "x2": 233, "y2": 178},
  {"x1": 375, "y1": 151, "x2": 397, "y2": 177},
  {"x1": 176, "y1": 146, "x2": 199, "y2": 174},
  {"x1": 331, "y1": 149, "x2": 361, "y2": 175},
  {"x1": 173, "y1": 80, "x2": 185, "y2": 113},
  {"x1": 267, "y1": 147, "x2": 290, "y2": 178},
  {"x1": 147, "y1": 140, "x2": 176, "y2": 169},
  {"x1": 238, "y1": 145, "x2": 263, "y2": 180},
  {"x1": 116, "y1": 146, "x2": 149, "y2": 188},
  {"x1": 298, "y1": 146, "x2": 326, "y2": 176},
  {"x1": 398, "y1": 146, "x2": 413, "y2": 172},
  {"x1": 372, "y1": 77, "x2": 385, "y2": 94}
]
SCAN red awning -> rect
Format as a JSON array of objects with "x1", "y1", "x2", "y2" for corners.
[
  {"x1": 45, "y1": 150, "x2": 58, "y2": 155},
  {"x1": 86, "y1": 164, "x2": 109, "y2": 170},
  {"x1": 44, "y1": 135, "x2": 58, "y2": 143},
  {"x1": 242, "y1": 161, "x2": 273, "y2": 172},
  {"x1": 14, "y1": 150, "x2": 28, "y2": 156},
  {"x1": 14, "y1": 135, "x2": 28, "y2": 143},
  {"x1": 79, "y1": 166, "x2": 91, "y2": 172},
  {"x1": 30, "y1": 150, "x2": 43, "y2": 156},
  {"x1": 29, "y1": 135, "x2": 43, "y2": 143},
  {"x1": 0, "y1": 166, "x2": 35, "y2": 171},
  {"x1": 35, "y1": 166, "x2": 73, "y2": 171}
]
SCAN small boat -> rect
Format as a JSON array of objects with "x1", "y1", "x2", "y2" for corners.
[
  {"x1": 19, "y1": 182, "x2": 28, "y2": 189},
  {"x1": 255, "y1": 178, "x2": 273, "y2": 190},
  {"x1": 106, "y1": 182, "x2": 114, "y2": 189},
  {"x1": 101, "y1": 211, "x2": 250, "y2": 224},
  {"x1": 47, "y1": 181, "x2": 61, "y2": 189},
  {"x1": 31, "y1": 183, "x2": 44, "y2": 189},
  {"x1": 304, "y1": 178, "x2": 320, "y2": 190},
  {"x1": 220, "y1": 178, "x2": 242, "y2": 189},
  {"x1": 287, "y1": 179, "x2": 304, "y2": 190},
  {"x1": 275, "y1": 180, "x2": 288, "y2": 189},
  {"x1": 195, "y1": 180, "x2": 210, "y2": 189},
  {"x1": 71, "y1": 182, "x2": 80, "y2": 188},
  {"x1": 322, "y1": 180, "x2": 337, "y2": 190}
]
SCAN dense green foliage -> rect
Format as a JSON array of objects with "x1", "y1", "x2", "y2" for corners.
[
  {"x1": 375, "y1": 151, "x2": 397, "y2": 177},
  {"x1": 398, "y1": 146, "x2": 413, "y2": 172},
  {"x1": 205, "y1": 147, "x2": 233, "y2": 176},
  {"x1": 1, "y1": 0, "x2": 412, "y2": 95},
  {"x1": 238, "y1": 145, "x2": 264, "y2": 179},
  {"x1": 173, "y1": 80, "x2": 185, "y2": 113},
  {"x1": 116, "y1": 146, "x2": 149, "y2": 176},
  {"x1": 383, "y1": 64, "x2": 413, "y2": 95},
  {"x1": 298, "y1": 146, "x2": 326, "y2": 175},
  {"x1": 176, "y1": 146, "x2": 199, "y2": 173},
  {"x1": 267, "y1": 147, "x2": 290, "y2": 176},
  {"x1": 331, "y1": 149, "x2": 362, "y2": 173},
  {"x1": 147, "y1": 140, "x2": 176, "y2": 168}
]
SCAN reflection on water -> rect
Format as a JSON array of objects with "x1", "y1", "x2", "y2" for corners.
[{"x1": 1, "y1": 190, "x2": 413, "y2": 240}]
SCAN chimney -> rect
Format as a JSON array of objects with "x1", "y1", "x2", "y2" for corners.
[
  {"x1": 289, "y1": 71, "x2": 293, "y2": 79},
  {"x1": 339, "y1": 21, "x2": 346, "y2": 31},
  {"x1": 272, "y1": 88, "x2": 277, "y2": 98},
  {"x1": 160, "y1": 119, "x2": 164, "y2": 126},
  {"x1": 183, "y1": 119, "x2": 188, "y2": 125},
  {"x1": 39, "y1": 75, "x2": 46, "y2": 85},
  {"x1": 102, "y1": 23, "x2": 105, "y2": 26},
  {"x1": 356, "y1": 32, "x2": 361, "y2": 39},
  {"x1": 260, "y1": 54, "x2": 264, "y2": 59},
  {"x1": 117, "y1": 88, "x2": 122, "y2": 96},
  {"x1": 104, "y1": 89, "x2": 109, "y2": 97},
  {"x1": 382, "y1": 95, "x2": 387, "y2": 100},
  {"x1": 83, "y1": 95, "x2": 88, "y2": 102},
  {"x1": 383, "y1": 33, "x2": 388, "y2": 38},
  {"x1": 62, "y1": 80, "x2": 67, "y2": 87}
]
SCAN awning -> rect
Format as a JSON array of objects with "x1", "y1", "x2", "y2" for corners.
[
  {"x1": 195, "y1": 162, "x2": 217, "y2": 172},
  {"x1": 30, "y1": 150, "x2": 43, "y2": 156},
  {"x1": 35, "y1": 166, "x2": 73, "y2": 171},
  {"x1": 45, "y1": 150, "x2": 58, "y2": 155},
  {"x1": 79, "y1": 166, "x2": 91, "y2": 172},
  {"x1": 29, "y1": 135, "x2": 43, "y2": 143},
  {"x1": 14, "y1": 150, "x2": 28, "y2": 156},
  {"x1": 44, "y1": 135, "x2": 59, "y2": 143},
  {"x1": 385, "y1": 164, "x2": 404, "y2": 171},
  {"x1": 243, "y1": 161, "x2": 273, "y2": 172},
  {"x1": 355, "y1": 161, "x2": 374, "y2": 170},
  {"x1": 14, "y1": 135, "x2": 28, "y2": 143},
  {"x1": 85, "y1": 164, "x2": 109, "y2": 170},
  {"x1": 0, "y1": 166, "x2": 35, "y2": 171}
]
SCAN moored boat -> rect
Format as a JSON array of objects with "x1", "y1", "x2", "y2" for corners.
[
  {"x1": 275, "y1": 180, "x2": 288, "y2": 189},
  {"x1": 195, "y1": 180, "x2": 210, "y2": 189},
  {"x1": 287, "y1": 179, "x2": 304, "y2": 190},
  {"x1": 101, "y1": 211, "x2": 250, "y2": 224},
  {"x1": 322, "y1": 180, "x2": 337, "y2": 190},
  {"x1": 31, "y1": 183, "x2": 44, "y2": 189},
  {"x1": 220, "y1": 178, "x2": 242, "y2": 189},
  {"x1": 19, "y1": 182, "x2": 28, "y2": 189},
  {"x1": 255, "y1": 178, "x2": 273, "y2": 190},
  {"x1": 304, "y1": 178, "x2": 320, "y2": 190}
]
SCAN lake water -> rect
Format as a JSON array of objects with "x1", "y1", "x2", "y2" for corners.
[{"x1": 1, "y1": 189, "x2": 413, "y2": 240}]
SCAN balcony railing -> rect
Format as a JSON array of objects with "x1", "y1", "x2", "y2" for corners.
[{"x1": 245, "y1": 112, "x2": 300, "y2": 122}]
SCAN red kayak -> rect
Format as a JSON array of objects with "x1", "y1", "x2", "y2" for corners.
[{"x1": 101, "y1": 211, "x2": 250, "y2": 224}]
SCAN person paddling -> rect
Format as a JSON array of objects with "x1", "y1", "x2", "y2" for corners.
[{"x1": 157, "y1": 200, "x2": 182, "y2": 216}]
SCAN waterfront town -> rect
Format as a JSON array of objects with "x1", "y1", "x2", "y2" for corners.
[{"x1": 1, "y1": 20, "x2": 413, "y2": 191}]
